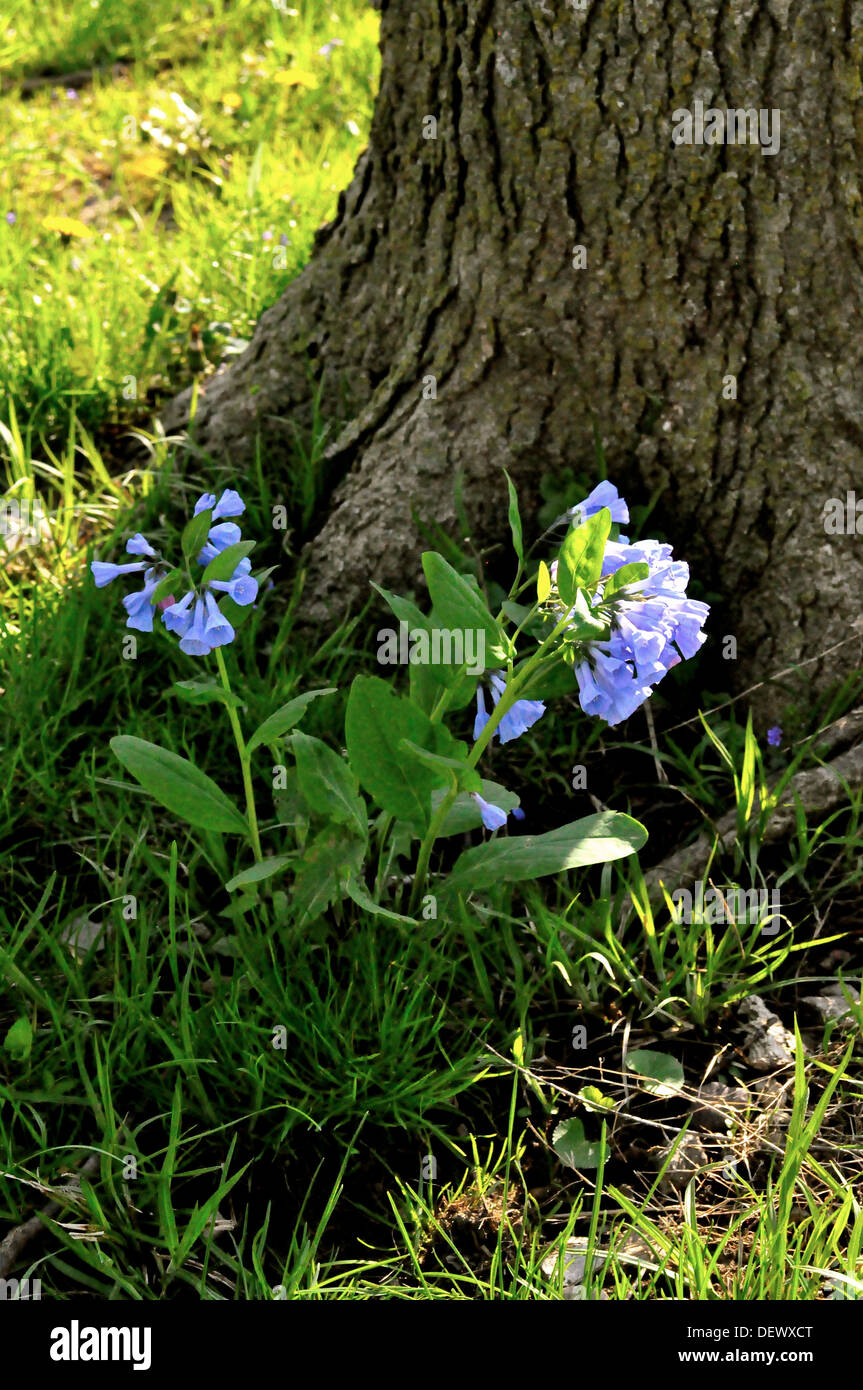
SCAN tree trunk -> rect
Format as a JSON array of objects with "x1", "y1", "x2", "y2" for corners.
[{"x1": 163, "y1": 0, "x2": 863, "y2": 721}]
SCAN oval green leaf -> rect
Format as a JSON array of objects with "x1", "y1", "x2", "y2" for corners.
[
  {"x1": 443, "y1": 811, "x2": 647, "y2": 893},
  {"x1": 246, "y1": 688, "x2": 337, "y2": 754},
  {"x1": 110, "y1": 735, "x2": 249, "y2": 835}
]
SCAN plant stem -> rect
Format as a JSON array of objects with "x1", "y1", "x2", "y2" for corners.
[
  {"x1": 407, "y1": 612, "x2": 573, "y2": 914},
  {"x1": 214, "y1": 645, "x2": 262, "y2": 861}
]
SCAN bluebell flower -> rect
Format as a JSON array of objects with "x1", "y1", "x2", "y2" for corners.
[
  {"x1": 203, "y1": 521, "x2": 242, "y2": 553},
  {"x1": 91, "y1": 560, "x2": 148, "y2": 588},
  {"x1": 162, "y1": 590, "x2": 196, "y2": 636},
  {"x1": 179, "y1": 597, "x2": 212, "y2": 656},
  {"x1": 194, "y1": 489, "x2": 245, "y2": 521},
  {"x1": 543, "y1": 485, "x2": 710, "y2": 726},
  {"x1": 767, "y1": 725, "x2": 782, "y2": 748},
  {"x1": 126, "y1": 533, "x2": 158, "y2": 558},
  {"x1": 122, "y1": 569, "x2": 162, "y2": 633},
  {"x1": 209, "y1": 573, "x2": 258, "y2": 606},
  {"x1": 569, "y1": 480, "x2": 629, "y2": 528},
  {"x1": 201, "y1": 591, "x2": 235, "y2": 648},
  {"x1": 92, "y1": 485, "x2": 258, "y2": 659},
  {"x1": 472, "y1": 792, "x2": 508, "y2": 831},
  {"x1": 473, "y1": 672, "x2": 546, "y2": 744}
]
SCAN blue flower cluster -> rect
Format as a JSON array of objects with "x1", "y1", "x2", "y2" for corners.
[
  {"x1": 91, "y1": 489, "x2": 258, "y2": 656},
  {"x1": 470, "y1": 480, "x2": 708, "y2": 833},
  {"x1": 555, "y1": 481, "x2": 709, "y2": 726}
]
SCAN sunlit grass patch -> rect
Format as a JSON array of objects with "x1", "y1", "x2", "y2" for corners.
[{"x1": 0, "y1": 1, "x2": 380, "y2": 435}]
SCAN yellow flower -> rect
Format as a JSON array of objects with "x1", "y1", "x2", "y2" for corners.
[
  {"x1": 41, "y1": 216, "x2": 92, "y2": 238},
  {"x1": 272, "y1": 67, "x2": 319, "y2": 90},
  {"x1": 221, "y1": 92, "x2": 243, "y2": 110},
  {"x1": 122, "y1": 152, "x2": 168, "y2": 179}
]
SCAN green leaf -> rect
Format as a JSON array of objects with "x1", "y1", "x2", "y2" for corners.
[
  {"x1": 579, "y1": 1085, "x2": 616, "y2": 1114},
  {"x1": 201, "y1": 540, "x2": 256, "y2": 583},
  {"x1": 150, "y1": 568, "x2": 184, "y2": 606},
  {"x1": 443, "y1": 811, "x2": 647, "y2": 893},
  {"x1": 603, "y1": 561, "x2": 649, "y2": 599},
  {"x1": 292, "y1": 828, "x2": 364, "y2": 925},
  {"x1": 345, "y1": 676, "x2": 449, "y2": 827},
  {"x1": 421, "y1": 552, "x2": 507, "y2": 665},
  {"x1": 408, "y1": 657, "x2": 441, "y2": 716},
  {"x1": 344, "y1": 878, "x2": 418, "y2": 924},
  {"x1": 3, "y1": 1015, "x2": 33, "y2": 1061},
  {"x1": 430, "y1": 779, "x2": 520, "y2": 837},
  {"x1": 504, "y1": 470, "x2": 524, "y2": 564},
  {"x1": 225, "y1": 856, "x2": 293, "y2": 892},
  {"x1": 500, "y1": 600, "x2": 534, "y2": 628},
  {"x1": 172, "y1": 678, "x2": 243, "y2": 709},
  {"x1": 371, "y1": 581, "x2": 429, "y2": 634},
  {"x1": 246, "y1": 688, "x2": 337, "y2": 754},
  {"x1": 398, "y1": 737, "x2": 481, "y2": 793},
  {"x1": 372, "y1": 581, "x2": 479, "y2": 709},
  {"x1": 537, "y1": 560, "x2": 551, "y2": 603},
  {"x1": 552, "y1": 1118, "x2": 602, "y2": 1170},
  {"x1": 557, "y1": 507, "x2": 611, "y2": 605},
  {"x1": 625, "y1": 1049, "x2": 685, "y2": 1097},
  {"x1": 216, "y1": 593, "x2": 256, "y2": 630},
  {"x1": 252, "y1": 565, "x2": 278, "y2": 586},
  {"x1": 110, "y1": 736, "x2": 249, "y2": 835},
  {"x1": 292, "y1": 730, "x2": 367, "y2": 836},
  {"x1": 181, "y1": 507, "x2": 213, "y2": 559},
  {"x1": 562, "y1": 588, "x2": 609, "y2": 640}
]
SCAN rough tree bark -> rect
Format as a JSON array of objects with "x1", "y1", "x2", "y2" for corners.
[{"x1": 163, "y1": 0, "x2": 863, "y2": 719}]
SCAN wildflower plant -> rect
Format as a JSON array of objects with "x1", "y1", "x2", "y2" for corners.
[
  {"x1": 92, "y1": 488, "x2": 272, "y2": 860},
  {"x1": 92, "y1": 478, "x2": 709, "y2": 923}
]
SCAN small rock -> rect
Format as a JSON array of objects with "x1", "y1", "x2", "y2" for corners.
[
  {"x1": 540, "y1": 1242, "x2": 610, "y2": 1299},
  {"x1": 736, "y1": 995, "x2": 796, "y2": 1071},
  {"x1": 691, "y1": 1081, "x2": 750, "y2": 1132},
  {"x1": 802, "y1": 984, "x2": 859, "y2": 1028},
  {"x1": 646, "y1": 1133, "x2": 709, "y2": 1189},
  {"x1": 59, "y1": 915, "x2": 106, "y2": 957}
]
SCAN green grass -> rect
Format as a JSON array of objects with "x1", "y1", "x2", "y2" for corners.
[
  {"x1": 1, "y1": 1, "x2": 863, "y2": 1302},
  {"x1": 2, "y1": 457, "x2": 861, "y2": 1298},
  {"x1": 0, "y1": 0, "x2": 379, "y2": 436}
]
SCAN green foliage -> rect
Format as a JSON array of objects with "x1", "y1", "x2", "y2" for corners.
[
  {"x1": 1, "y1": 6, "x2": 860, "y2": 1302},
  {"x1": 443, "y1": 813, "x2": 647, "y2": 894},
  {"x1": 110, "y1": 735, "x2": 249, "y2": 834}
]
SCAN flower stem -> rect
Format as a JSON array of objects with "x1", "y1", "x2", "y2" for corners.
[
  {"x1": 214, "y1": 646, "x2": 262, "y2": 861},
  {"x1": 407, "y1": 614, "x2": 573, "y2": 915}
]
